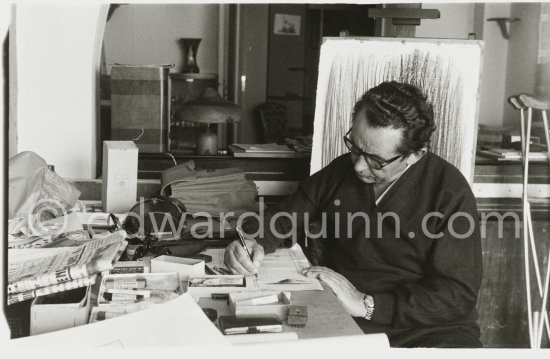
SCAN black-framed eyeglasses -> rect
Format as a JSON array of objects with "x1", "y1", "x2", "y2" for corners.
[{"x1": 343, "y1": 128, "x2": 405, "y2": 170}]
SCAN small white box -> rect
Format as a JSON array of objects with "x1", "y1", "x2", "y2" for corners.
[
  {"x1": 187, "y1": 275, "x2": 248, "y2": 299},
  {"x1": 110, "y1": 261, "x2": 150, "y2": 274},
  {"x1": 151, "y1": 256, "x2": 205, "y2": 280},
  {"x1": 30, "y1": 286, "x2": 92, "y2": 336},
  {"x1": 102, "y1": 141, "x2": 138, "y2": 213},
  {"x1": 229, "y1": 291, "x2": 291, "y2": 321}
]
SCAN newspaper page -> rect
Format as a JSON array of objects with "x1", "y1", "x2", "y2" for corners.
[
  {"x1": 8, "y1": 275, "x2": 97, "y2": 305},
  {"x1": 7, "y1": 240, "x2": 125, "y2": 294},
  {"x1": 8, "y1": 234, "x2": 56, "y2": 249},
  {"x1": 7, "y1": 230, "x2": 126, "y2": 287},
  {"x1": 8, "y1": 213, "x2": 81, "y2": 248},
  {"x1": 8, "y1": 212, "x2": 83, "y2": 239}
]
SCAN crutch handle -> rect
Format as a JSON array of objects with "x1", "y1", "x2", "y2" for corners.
[
  {"x1": 518, "y1": 94, "x2": 550, "y2": 111},
  {"x1": 508, "y1": 95, "x2": 526, "y2": 110}
]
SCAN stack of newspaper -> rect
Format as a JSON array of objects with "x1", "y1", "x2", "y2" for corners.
[
  {"x1": 286, "y1": 135, "x2": 312, "y2": 154},
  {"x1": 8, "y1": 230, "x2": 127, "y2": 305}
]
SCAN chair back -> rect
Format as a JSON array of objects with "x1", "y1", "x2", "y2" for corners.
[{"x1": 258, "y1": 102, "x2": 288, "y2": 143}]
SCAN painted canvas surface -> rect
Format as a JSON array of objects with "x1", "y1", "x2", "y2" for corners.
[
  {"x1": 311, "y1": 38, "x2": 483, "y2": 183},
  {"x1": 273, "y1": 13, "x2": 301, "y2": 36}
]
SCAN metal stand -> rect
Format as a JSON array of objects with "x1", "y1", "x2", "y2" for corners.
[{"x1": 508, "y1": 94, "x2": 550, "y2": 348}]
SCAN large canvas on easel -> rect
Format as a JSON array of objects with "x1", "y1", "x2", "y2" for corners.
[{"x1": 311, "y1": 38, "x2": 483, "y2": 183}]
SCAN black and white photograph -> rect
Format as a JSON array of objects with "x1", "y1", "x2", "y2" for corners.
[{"x1": 1, "y1": 0, "x2": 550, "y2": 355}]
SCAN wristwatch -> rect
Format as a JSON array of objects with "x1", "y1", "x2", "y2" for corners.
[{"x1": 362, "y1": 294, "x2": 375, "y2": 320}]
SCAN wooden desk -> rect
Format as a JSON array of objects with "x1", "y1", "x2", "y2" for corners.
[
  {"x1": 198, "y1": 285, "x2": 363, "y2": 340},
  {"x1": 138, "y1": 152, "x2": 311, "y2": 181},
  {"x1": 66, "y1": 158, "x2": 550, "y2": 347},
  {"x1": 194, "y1": 245, "x2": 363, "y2": 340}
]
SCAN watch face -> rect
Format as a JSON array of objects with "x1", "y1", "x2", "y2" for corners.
[{"x1": 364, "y1": 295, "x2": 374, "y2": 308}]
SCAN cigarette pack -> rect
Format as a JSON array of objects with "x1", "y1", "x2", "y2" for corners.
[
  {"x1": 186, "y1": 275, "x2": 248, "y2": 299},
  {"x1": 110, "y1": 261, "x2": 150, "y2": 274},
  {"x1": 218, "y1": 315, "x2": 282, "y2": 335}
]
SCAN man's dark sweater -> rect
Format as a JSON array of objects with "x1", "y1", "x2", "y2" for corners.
[{"x1": 246, "y1": 152, "x2": 483, "y2": 347}]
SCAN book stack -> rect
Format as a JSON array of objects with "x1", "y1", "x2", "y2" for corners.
[
  {"x1": 286, "y1": 136, "x2": 313, "y2": 154},
  {"x1": 229, "y1": 143, "x2": 301, "y2": 158},
  {"x1": 477, "y1": 148, "x2": 548, "y2": 162}
]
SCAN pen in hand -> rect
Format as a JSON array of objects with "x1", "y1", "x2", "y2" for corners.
[{"x1": 235, "y1": 227, "x2": 258, "y2": 278}]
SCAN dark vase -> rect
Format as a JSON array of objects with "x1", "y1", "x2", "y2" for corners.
[{"x1": 179, "y1": 38, "x2": 201, "y2": 74}]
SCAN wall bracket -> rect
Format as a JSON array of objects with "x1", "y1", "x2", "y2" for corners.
[{"x1": 487, "y1": 17, "x2": 521, "y2": 40}]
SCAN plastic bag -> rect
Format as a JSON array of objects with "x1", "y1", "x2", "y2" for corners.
[
  {"x1": 8, "y1": 151, "x2": 81, "y2": 231},
  {"x1": 160, "y1": 160, "x2": 258, "y2": 217}
]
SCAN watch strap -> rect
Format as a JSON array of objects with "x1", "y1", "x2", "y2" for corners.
[{"x1": 363, "y1": 294, "x2": 375, "y2": 320}]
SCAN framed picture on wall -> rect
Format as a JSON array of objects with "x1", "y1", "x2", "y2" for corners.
[{"x1": 273, "y1": 14, "x2": 301, "y2": 36}]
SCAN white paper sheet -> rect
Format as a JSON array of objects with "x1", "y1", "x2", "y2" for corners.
[
  {"x1": 227, "y1": 332, "x2": 299, "y2": 345},
  {"x1": 9, "y1": 293, "x2": 229, "y2": 348},
  {"x1": 203, "y1": 244, "x2": 322, "y2": 291},
  {"x1": 233, "y1": 333, "x2": 389, "y2": 351}
]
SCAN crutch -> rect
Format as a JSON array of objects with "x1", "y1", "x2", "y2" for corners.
[
  {"x1": 509, "y1": 93, "x2": 550, "y2": 348},
  {"x1": 519, "y1": 94, "x2": 550, "y2": 348}
]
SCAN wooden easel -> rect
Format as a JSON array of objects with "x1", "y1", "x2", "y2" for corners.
[{"x1": 368, "y1": 4, "x2": 440, "y2": 38}]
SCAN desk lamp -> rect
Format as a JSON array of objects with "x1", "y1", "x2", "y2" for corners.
[{"x1": 174, "y1": 88, "x2": 241, "y2": 155}]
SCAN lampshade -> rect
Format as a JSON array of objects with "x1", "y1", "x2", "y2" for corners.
[{"x1": 175, "y1": 88, "x2": 241, "y2": 124}]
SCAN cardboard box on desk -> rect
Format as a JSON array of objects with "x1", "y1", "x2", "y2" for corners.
[
  {"x1": 229, "y1": 291, "x2": 291, "y2": 321},
  {"x1": 30, "y1": 286, "x2": 92, "y2": 336},
  {"x1": 102, "y1": 141, "x2": 138, "y2": 213},
  {"x1": 187, "y1": 275, "x2": 250, "y2": 299},
  {"x1": 97, "y1": 273, "x2": 184, "y2": 306},
  {"x1": 151, "y1": 255, "x2": 205, "y2": 281},
  {"x1": 88, "y1": 273, "x2": 184, "y2": 323}
]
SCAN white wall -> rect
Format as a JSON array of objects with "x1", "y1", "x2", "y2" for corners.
[
  {"x1": 103, "y1": 4, "x2": 219, "y2": 75},
  {"x1": 477, "y1": 2, "x2": 511, "y2": 127},
  {"x1": 12, "y1": 4, "x2": 107, "y2": 179},
  {"x1": 416, "y1": 3, "x2": 541, "y2": 129},
  {"x1": 502, "y1": 2, "x2": 540, "y2": 128},
  {"x1": 539, "y1": 3, "x2": 550, "y2": 96},
  {"x1": 416, "y1": 3, "x2": 475, "y2": 39}
]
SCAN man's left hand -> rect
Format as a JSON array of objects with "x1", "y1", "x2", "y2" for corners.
[{"x1": 302, "y1": 266, "x2": 366, "y2": 317}]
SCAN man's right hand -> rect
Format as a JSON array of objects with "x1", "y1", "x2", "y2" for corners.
[{"x1": 224, "y1": 239, "x2": 265, "y2": 275}]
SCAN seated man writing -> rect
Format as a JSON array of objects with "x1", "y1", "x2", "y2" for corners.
[{"x1": 224, "y1": 81, "x2": 482, "y2": 348}]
